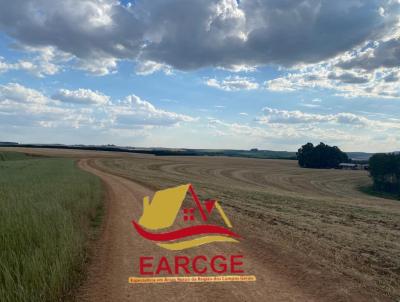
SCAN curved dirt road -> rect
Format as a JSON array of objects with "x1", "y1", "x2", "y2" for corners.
[{"x1": 76, "y1": 158, "x2": 318, "y2": 302}]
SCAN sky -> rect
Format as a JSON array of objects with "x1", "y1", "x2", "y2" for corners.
[{"x1": 0, "y1": 0, "x2": 399, "y2": 152}]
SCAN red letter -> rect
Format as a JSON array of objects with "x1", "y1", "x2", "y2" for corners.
[
  {"x1": 193, "y1": 255, "x2": 207, "y2": 274},
  {"x1": 210, "y1": 255, "x2": 227, "y2": 274},
  {"x1": 231, "y1": 255, "x2": 244, "y2": 273},
  {"x1": 175, "y1": 256, "x2": 190, "y2": 274},
  {"x1": 140, "y1": 256, "x2": 154, "y2": 275},
  {"x1": 156, "y1": 256, "x2": 172, "y2": 275}
]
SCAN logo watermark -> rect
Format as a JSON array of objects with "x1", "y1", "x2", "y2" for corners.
[{"x1": 130, "y1": 184, "x2": 256, "y2": 283}]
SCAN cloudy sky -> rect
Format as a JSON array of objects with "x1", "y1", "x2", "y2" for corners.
[{"x1": 0, "y1": 0, "x2": 399, "y2": 152}]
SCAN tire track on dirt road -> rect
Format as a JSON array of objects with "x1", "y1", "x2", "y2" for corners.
[{"x1": 76, "y1": 158, "x2": 320, "y2": 302}]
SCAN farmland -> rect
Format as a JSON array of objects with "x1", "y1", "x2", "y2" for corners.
[
  {"x1": 1, "y1": 147, "x2": 400, "y2": 301},
  {"x1": 0, "y1": 152, "x2": 103, "y2": 302},
  {"x1": 96, "y1": 155, "x2": 400, "y2": 300}
]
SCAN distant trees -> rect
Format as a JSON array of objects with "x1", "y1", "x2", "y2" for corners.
[
  {"x1": 297, "y1": 142, "x2": 349, "y2": 168},
  {"x1": 369, "y1": 153, "x2": 400, "y2": 194}
]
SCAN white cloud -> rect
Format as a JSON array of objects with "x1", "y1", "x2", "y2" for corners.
[
  {"x1": 205, "y1": 76, "x2": 259, "y2": 91},
  {"x1": 258, "y1": 107, "x2": 400, "y2": 130},
  {"x1": 259, "y1": 107, "x2": 331, "y2": 124},
  {"x1": 266, "y1": 62, "x2": 400, "y2": 99},
  {"x1": 0, "y1": 83, "x2": 82, "y2": 128},
  {"x1": 76, "y1": 56, "x2": 118, "y2": 76},
  {"x1": 135, "y1": 60, "x2": 172, "y2": 75},
  {"x1": 1, "y1": 82, "x2": 399, "y2": 152},
  {"x1": 0, "y1": 46, "x2": 71, "y2": 77},
  {"x1": 2, "y1": 44, "x2": 120, "y2": 77},
  {"x1": 110, "y1": 95, "x2": 196, "y2": 127},
  {"x1": 204, "y1": 112, "x2": 400, "y2": 152},
  {"x1": 53, "y1": 89, "x2": 110, "y2": 105},
  {"x1": 0, "y1": 57, "x2": 58, "y2": 77},
  {"x1": 20, "y1": 46, "x2": 65, "y2": 77},
  {"x1": 206, "y1": 117, "x2": 360, "y2": 145},
  {"x1": 0, "y1": 57, "x2": 14, "y2": 73},
  {"x1": 218, "y1": 64, "x2": 257, "y2": 73},
  {"x1": 263, "y1": 35, "x2": 400, "y2": 99},
  {"x1": 0, "y1": 83, "x2": 48, "y2": 104},
  {"x1": 301, "y1": 103, "x2": 321, "y2": 108},
  {"x1": 0, "y1": 83, "x2": 196, "y2": 130}
]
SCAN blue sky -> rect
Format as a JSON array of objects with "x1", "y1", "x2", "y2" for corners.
[{"x1": 0, "y1": 0, "x2": 399, "y2": 152}]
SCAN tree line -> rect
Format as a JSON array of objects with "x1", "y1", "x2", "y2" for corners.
[
  {"x1": 297, "y1": 142, "x2": 400, "y2": 195},
  {"x1": 369, "y1": 153, "x2": 400, "y2": 194},
  {"x1": 297, "y1": 142, "x2": 349, "y2": 169}
]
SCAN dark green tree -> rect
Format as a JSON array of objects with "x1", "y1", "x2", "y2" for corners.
[
  {"x1": 369, "y1": 153, "x2": 400, "y2": 193},
  {"x1": 297, "y1": 142, "x2": 349, "y2": 168}
]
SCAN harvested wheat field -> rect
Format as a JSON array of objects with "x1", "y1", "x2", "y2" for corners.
[{"x1": 3, "y1": 147, "x2": 400, "y2": 302}]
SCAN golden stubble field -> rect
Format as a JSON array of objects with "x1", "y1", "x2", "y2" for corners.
[{"x1": 4, "y1": 147, "x2": 400, "y2": 301}]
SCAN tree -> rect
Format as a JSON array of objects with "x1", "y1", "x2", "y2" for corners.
[
  {"x1": 297, "y1": 142, "x2": 349, "y2": 168},
  {"x1": 369, "y1": 153, "x2": 400, "y2": 193}
]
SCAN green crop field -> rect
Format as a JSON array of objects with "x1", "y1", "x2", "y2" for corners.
[
  {"x1": 0, "y1": 151, "x2": 32, "y2": 161},
  {"x1": 0, "y1": 153, "x2": 103, "y2": 302}
]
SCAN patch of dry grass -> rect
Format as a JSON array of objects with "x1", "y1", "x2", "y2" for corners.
[{"x1": 96, "y1": 156, "x2": 400, "y2": 300}]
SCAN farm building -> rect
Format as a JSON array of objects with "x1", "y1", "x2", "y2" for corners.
[{"x1": 339, "y1": 163, "x2": 369, "y2": 170}]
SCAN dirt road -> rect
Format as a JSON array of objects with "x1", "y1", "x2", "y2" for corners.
[{"x1": 76, "y1": 158, "x2": 318, "y2": 302}]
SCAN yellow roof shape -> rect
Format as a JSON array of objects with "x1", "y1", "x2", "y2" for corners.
[{"x1": 138, "y1": 184, "x2": 190, "y2": 230}]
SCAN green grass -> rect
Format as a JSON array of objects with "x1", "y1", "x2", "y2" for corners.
[
  {"x1": 0, "y1": 151, "x2": 32, "y2": 161},
  {"x1": 0, "y1": 156, "x2": 103, "y2": 302}
]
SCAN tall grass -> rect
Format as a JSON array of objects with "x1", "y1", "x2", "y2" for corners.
[{"x1": 0, "y1": 156, "x2": 103, "y2": 302}]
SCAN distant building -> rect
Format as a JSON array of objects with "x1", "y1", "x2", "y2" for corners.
[
  {"x1": 339, "y1": 163, "x2": 357, "y2": 170},
  {"x1": 339, "y1": 163, "x2": 369, "y2": 170}
]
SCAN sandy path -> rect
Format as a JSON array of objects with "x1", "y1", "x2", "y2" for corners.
[{"x1": 76, "y1": 158, "x2": 317, "y2": 302}]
